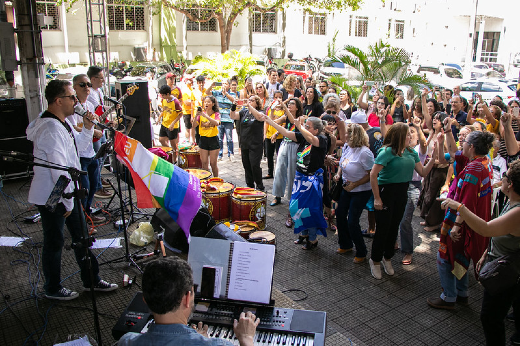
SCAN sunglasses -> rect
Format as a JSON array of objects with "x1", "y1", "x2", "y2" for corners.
[
  {"x1": 77, "y1": 82, "x2": 92, "y2": 88},
  {"x1": 288, "y1": 101, "x2": 296, "y2": 105},
  {"x1": 326, "y1": 110, "x2": 337, "y2": 115},
  {"x1": 59, "y1": 94, "x2": 77, "y2": 101}
]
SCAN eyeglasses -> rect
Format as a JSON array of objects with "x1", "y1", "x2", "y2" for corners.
[
  {"x1": 326, "y1": 110, "x2": 337, "y2": 115},
  {"x1": 503, "y1": 172, "x2": 510, "y2": 181},
  {"x1": 304, "y1": 124, "x2": 312, "y2": 129},
  {"x1": 77, "y1": 82, "x2": 92, "y2": 88},
  {"x1": 256, "y1": 86, "x2": 264, "y2": 89},
  {"x1": 59, "y1": 95, "x2": 77, "y2": 101}
]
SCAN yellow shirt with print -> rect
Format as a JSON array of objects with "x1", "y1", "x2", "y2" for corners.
[
  {"x1": 181, "y1": 85, "x2": 194, "y2": 115},
  {"x1": 199, "y1": 112, "x2": 220, "y2": 137},
  {"x1": 266, "y1": 108, "x2": 284, "y2": 140},
  {"x1": 161, "y1": 98, "x2": 180, "y2": 129}
]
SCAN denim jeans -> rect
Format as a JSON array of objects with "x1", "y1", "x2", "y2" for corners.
[
  {"x1": 218, "y1": 122, "x2": 234, "y2": 158},
  {"x1": 336, "y1": 189, "x2": 372, "y2": 257},
  {"x1": 436, "y1": 251, "x2": 468, "y2": 302},
  {"x1": 301, "y1": 227, "x2": 318, "y2": 241},
  {"x1": 399, "y1": 181, "x2": 421, "y2": 254},
  {"x1": 272, "y1": 141, "x2": 298, "y2": 199},
  {"x1": 80, "y1": 156, "x2": 101, "y2": 214},
  {"x1": 38, "y1": 200, "x2": 101, "y2": 294}
]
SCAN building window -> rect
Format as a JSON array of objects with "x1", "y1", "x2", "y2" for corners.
[
  {"x1": 304, "y1": 12, "x2": 326, "y2": 35},
  {"x1": 186, "y1": 8, "x2": 217, "y2": 32},
  {"x1": 387, "y1": 19, "x2": 391, "y2": 39},
  {"x1": 354, "y1": 16, "x2": 368, "y2": 37},
  {"x1": 36, "y1": 0, "x2": 60, "y2": 30},
  {"x1": 252, "y1": 11, "x2": 276, "y2": 33},
  {"x1": 107, "y1": 0, "x2": 145, "y2": 31},
  {"x1": 395, "y1": 20, "x2": 405, "y2": 39}
]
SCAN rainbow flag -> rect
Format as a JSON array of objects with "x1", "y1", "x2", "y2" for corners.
[{"x1": 114, "y1": 131, "x2": 201, "y2": 240}]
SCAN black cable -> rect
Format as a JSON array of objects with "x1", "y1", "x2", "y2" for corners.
[
  {"x1": 54, "y1": 304, "x2": 119, "y2": 320},
  {"x1": 0, "y1": 289, "x2": 32, "y2": 335}
]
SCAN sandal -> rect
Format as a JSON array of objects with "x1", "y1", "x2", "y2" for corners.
[
  {"x1": 302, "y1": 240, "x2": 318, "y2": 250},
  {"x1": 285, "y1": 215, "x2": 294, "y2": 228},
  {"x1": 402, "y1": 254, "x2": 413, "y2": 265},
  {"x1": 294, "y1": 235, "x2": 308, "y2": 244},
  {"x1": 361, "y1": 229, "x2": 375, "y2": 238},
  {"x1": 270, "y1": 197, "x2": 281, "y2": 206}
]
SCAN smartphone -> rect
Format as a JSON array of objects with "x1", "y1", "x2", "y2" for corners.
[
  {"x1": 214, "y1": 82, "x2": 222, "y2": 86},
  {"x1": 236, "y1": 99, "x2": 244, "y2": 106},
  {"x1": 472, "y1": 92, "x2": 477, "y2": 104},
  {"x1": 514, "y1": 107, "x2": 519, "y2": 117},
  {"x1": 270, "y1": 100, "x2": 279, "y2": 109},
  {"x1": 197, "y1": 106, "x2": 202, "y2": 112}
]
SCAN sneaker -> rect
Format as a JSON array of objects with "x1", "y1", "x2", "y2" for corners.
[
  {"x1": 229, "y1": 155, "x2": 234, "y2": 162},
  {"x1": 427, "y1": 297, "x2": 455, "y2": 310},
  {"x1": 218, "y1": 156, "x2": 223, "y2": 161},
  {"x1": 369, "y1": 259, "x2": 382, "y2": 279},
  {"x1": 456, "y1": 295, "x2": 469, "y2": 306},
  {"x1": 87, "y1": 214, "x2": 106, "y2": 223},
  {"x1": 101, "y1": 178, "x2": 111, "y2": 187},
  {"x1": 94, "y1": 189, "x2": 113, "y2": 199},
  {"x1": 382, "y1": 258, "x2": 394, "y2": 275},
  {"x1": 511, "y1": 332, "x2": 520, "y2": 345},
  {"x1": 336, "y1": 248, "x2": 352, "y2": 254},
  {"x1": 353, "y1": 256, "x2": 366, "y2": 264},
  {"x1": 83, "y1": 279, "x2": 118, "y2": 292},
  {"x1": 45, "y1": 287, "x2": 79, "y2": 301}
]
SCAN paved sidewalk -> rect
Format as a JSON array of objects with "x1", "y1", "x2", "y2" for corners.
[{"x1": 0, "y1": 130, "x2": 515, "y2": 345}]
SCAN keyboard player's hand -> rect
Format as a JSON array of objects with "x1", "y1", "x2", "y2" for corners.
[
  {"x1": 234, "y1": 311, "x2": 260, "y2": 346},
  {"x1": 191, "y1": 321, "x2": 209, "y2": 337}
]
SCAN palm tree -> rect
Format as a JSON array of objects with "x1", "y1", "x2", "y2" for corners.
[{"x1": 333, "y1": 40, "x2": 430, "y2": 95}]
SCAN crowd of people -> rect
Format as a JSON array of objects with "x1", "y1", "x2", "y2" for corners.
[
  {"x1": 27, "y1": 64, "x2": 520, "y2": 345},
  {"x1": 153, "y1": 67, "x2": 520, "y2": 345}
]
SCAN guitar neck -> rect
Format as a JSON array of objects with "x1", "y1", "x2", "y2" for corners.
[{"x1": 99, "y1": 93, "x2": 130, "y2": 121}]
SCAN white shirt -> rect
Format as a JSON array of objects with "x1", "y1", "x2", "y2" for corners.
[
  {"x1": 27, "y1": 114, "x2": 94, "y2": 211},
  {"x1": 87, "y1": 88, "x2": 104, "y2": 114},
  {"x1": 492, "y1": 154, "x2": 507, "y2": 186},
  {"x1": 339, "y1": 145, "x2": 374, "y2": 192},
  {"x1": 65, "y1": 101, "x2": 96, "y2": 158}
]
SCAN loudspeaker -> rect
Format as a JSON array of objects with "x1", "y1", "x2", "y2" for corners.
[
  {"x1": 115, "y1": 80, "x2": 152, "y2": 148},
  {"x1": 0, "y1": 99, "x2": 33, "y2": 178},
  {"x1": 151, "y1": 207, "x2": 215, "y2": 254}
]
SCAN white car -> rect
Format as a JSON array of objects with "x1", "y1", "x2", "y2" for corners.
[
  {"x1": 317, "y1": 59, "x2": 359, "y2": 80},
  {"x1": 415, "y1": 65, "x2": 463, "y2": 89},
  {"x1": 459, "y1": 80, "x2": 516, "y2": 103}
]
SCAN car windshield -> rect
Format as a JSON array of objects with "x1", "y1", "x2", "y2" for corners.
[
  {"x1": 286, "y1": 64, "x2": 305, "y2": 71},
  {"x1": 481, "y1": 83, "x2": 502, "y2": 92},
  {"x1": 418, "y1": 67, "x2": 440, "y2": 74},
  {"x1": 444, "y1": 68, "x2": 462, "y2": 79},
  {"x1": 323, "y1": 60, "x2": 345, "y2": 69}
]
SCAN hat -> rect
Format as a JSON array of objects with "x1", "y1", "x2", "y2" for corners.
[
  {"x1": 166, "y1": 72, "x2": 175, "y2": 79},
  {"x1": 350, "y1": 110, "x2": 368, "y2": 124}
]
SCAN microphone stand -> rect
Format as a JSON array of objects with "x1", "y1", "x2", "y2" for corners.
[{"x1": 0, "y1": 153, "x2": 104, "y2": 346}]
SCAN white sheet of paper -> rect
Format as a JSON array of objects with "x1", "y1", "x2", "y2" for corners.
[
  {"x1": 54, "y1": 335, "x2": 92, "y2": 346},
  {"x1": 227, "y1": 241, "x2": 275, "y2": 304},
  {"x1": 90, "y1": 238, "x2": 122, "y2": 249},
  {"x1": 0, "y1": 236, "x2": 28, "y2": 247}
]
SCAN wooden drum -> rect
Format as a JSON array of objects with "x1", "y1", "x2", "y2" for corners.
[
  {"x1": 231, "y1": 188, "x2": 267, "y2": 230},
  {"x1": 248, "y1": 231, "x2": 276, "y2": 245},
  {"x1": 178, "y1": 147, "x2": 202, "y2": 169},
  {"x1": 186, "y1": 169, "x2": 212, "y2": 181},
  {"x1": 201, "y1": 178, "x2": 234, "y2": 223},
  {"x1": 152, "y1": 146, "x2": 174, "y2": 163}
]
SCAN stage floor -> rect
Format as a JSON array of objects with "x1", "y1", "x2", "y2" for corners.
[{"x1": 0, "y1": 137, "x2": 515, "y2": 345}]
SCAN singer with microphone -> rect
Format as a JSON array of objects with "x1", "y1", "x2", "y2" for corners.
[{"x1": 27, "y1": 79, "x2": 118, "y2": 300}]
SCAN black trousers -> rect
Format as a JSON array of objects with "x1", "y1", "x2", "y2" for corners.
[
  {"x1": 371, "y1": 182, "x2": 409, "y2": 262},
  {"x1": 241, "y1": 146, "x2": 264, "y2": 191},
  {"x1": 481, "y1": 283, "x2": 520, "y2": 346},
  {"x1": 264, "y1": 138, "x2": 282, "y2": 176}
]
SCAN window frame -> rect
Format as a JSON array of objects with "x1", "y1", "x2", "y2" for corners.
[
  {"x1": 36, "y1": 0, "x2": 60, "y2": 31},
  {"x1": 185, "y1": 8, "x2": 218, "y2": 32},
  {"x1": 106, "y1": 0, "x2": 146, "y2": 31},
  {"x1": 252, "y1": 10, "x2": 277, "y2": 34}
]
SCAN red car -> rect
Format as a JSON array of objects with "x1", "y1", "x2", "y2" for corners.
[{"x1": 283, "y1": 61, "x2": 313, "y2": 79}]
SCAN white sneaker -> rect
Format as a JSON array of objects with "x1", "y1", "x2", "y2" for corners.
[
  {"x1": 382, "y1": 258, "x2": 395, "y2": 275},
  {"x1": 229, "y1": 155, "x2": 234, "y2": 162},
  {"x1": 369, "y1": 259, "x2": 382, "y2": 280}
]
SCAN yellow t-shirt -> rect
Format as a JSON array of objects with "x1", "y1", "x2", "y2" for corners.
[
  {"x1": 266, "y1": 108, "x2": 284, "y2": 139},
  {"x1": 192, "y1": 87, "x2": 207, "y2": 111},
  {"x1": 198, "y1": 112, "x2": 220, "y2": 137},
  {"x1": 181, "y1": 85, "x2": 194, "y2": 115},
  {"x1": 161, "y1": 98, "x2": 181, "y2": 129}
]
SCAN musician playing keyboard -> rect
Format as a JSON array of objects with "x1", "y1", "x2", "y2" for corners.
[{"x1": 118, "y1": 257, "x2": 260, "y2": 346}]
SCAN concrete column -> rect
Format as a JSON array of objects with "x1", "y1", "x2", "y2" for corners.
[
  {"x1": 61, "y1": 2, "x2": 69, "y2": 59},
  {"x1": 475, "y1": 18, "x2": 485, "y2": 62},
  {"x1": 463, "y1": 0, "x2": 478, "y2": 78}
]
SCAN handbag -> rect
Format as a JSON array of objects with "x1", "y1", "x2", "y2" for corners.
[
  {"x1": 478, "y1": 251, "x2": 520, "y2": 296},
  {"x1": 329, "y1": 177, "x2": 343, "y2": 202}
]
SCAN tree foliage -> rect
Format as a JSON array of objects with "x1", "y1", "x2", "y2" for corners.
[{"x1": 333, "y1": 40, "x2": 430, "y2": 94}]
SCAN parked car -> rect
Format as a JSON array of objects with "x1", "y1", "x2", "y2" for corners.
[
  {"x1": 127, "y1": 61, "x2": 174, "y2": 89},
  {"x1": 485, "y1": 63, "x2": 506, "y2": 76},
  {"x1": 415, "y1": 65, "x2": 463, "y2": 89},
  {"x1": 459, "y1": 80, "x2": 516, "y2": 103},
  {"x1": 283, "y1": 61, "x2": 313, "y2": 79},
  {"x1": 469, "y1": 63, "x2": 494, "y2": 79},
  {"x1": 316, "y1": 59, "x2": 354, "y2": 80}
]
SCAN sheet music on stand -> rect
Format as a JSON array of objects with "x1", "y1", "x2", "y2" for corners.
[{"x1": 188, "y1": 237, "x2": 275, "y2": 305}]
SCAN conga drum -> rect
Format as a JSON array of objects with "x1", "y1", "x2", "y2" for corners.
[
  {"x1": 231, "y1": 188, "x2": 267, "y2": 230},
  {"x1": 186, "y1": 169, "x2": 212, "y2": 181},
  {"x1": 201, "y1": 178, "x2": 234, "y2": 223},
  {"x1": 152, "y1": 146, "x2": 174, "y2": 163},
  {"x1": 178, "y1": 147, "x2": 202, "y2": 169},
  {"x1": 248, "y1": 231, "x2": 276, "y2": 245}
]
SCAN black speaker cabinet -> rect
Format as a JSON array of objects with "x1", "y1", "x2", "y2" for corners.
[
  {"x1": 115, "y1": 80, "x2": 152, "y2": 148},
  {"x1": 0, "y1": 98, "x2": 33, "y2": 178}
]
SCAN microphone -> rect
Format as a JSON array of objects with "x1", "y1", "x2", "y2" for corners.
[
  {"x1": 74, "y1": 103, "x2": 110, "y2": 130},
  {"x1": 104, "y1": 96, "x2": 122, "y2": 105}
]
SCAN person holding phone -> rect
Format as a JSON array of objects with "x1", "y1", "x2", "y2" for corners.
[
  {"x1": 207, "y1": 78, "x2": 236, "y2": 161},
  {"x1": 193, "y1": 96, "x2": 221, "y2": 177},
  {"x1": 263, "y1": 90, "x2": 285, "y2": 179},
  {"x1": 369, "y1": 123, "x2": 437, "y2": 279}
]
